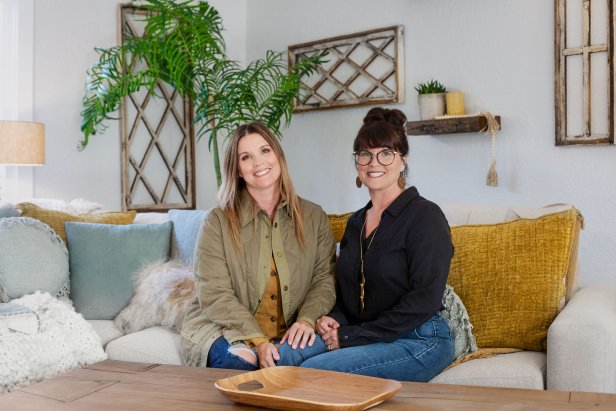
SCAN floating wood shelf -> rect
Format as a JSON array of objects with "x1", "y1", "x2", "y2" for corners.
[{"x1": 406, "y1": 115, "x2": 501, "y2": 135}]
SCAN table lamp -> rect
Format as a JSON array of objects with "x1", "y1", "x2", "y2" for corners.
[
  {"x1": 0, "y1": 120, "x2": 45, "y2": 165},
  {"x1": 0, "y1": 120, "x2": 45, "y2": 201}
]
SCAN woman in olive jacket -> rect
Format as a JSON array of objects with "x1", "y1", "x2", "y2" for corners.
[{"x1": 181, "y1": 122, "x2": 336, "y2": 370}]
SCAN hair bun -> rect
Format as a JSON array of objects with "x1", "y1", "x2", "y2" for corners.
[{"x1": 363, "y1": 107, "x2": 407, "y2": 128}]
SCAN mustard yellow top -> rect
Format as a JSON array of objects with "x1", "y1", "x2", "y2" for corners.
[{"x1": 247, "y1": 257, "x2": 287, "y2": 347}]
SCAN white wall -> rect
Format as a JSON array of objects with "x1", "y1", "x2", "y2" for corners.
[
  {"x1": 245, "y1": 0, "x2": 616, "y2": 287},
  {"x1": 32, "y1": 0, "x2": 246, "y2": 210},
  {"x1": 0, "y1": 0, "x2": 36, "y2": 201},
  {"x1": 27, "y1": 0, "x2": 616, "y2": 287}
]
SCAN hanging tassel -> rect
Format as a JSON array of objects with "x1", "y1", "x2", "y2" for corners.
[{"x1": 479, "y1": 112, "x2": 500, "y2": 187}]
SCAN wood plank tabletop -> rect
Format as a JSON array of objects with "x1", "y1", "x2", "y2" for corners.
[{"x1": 1, "y1": 360, "x2": 615, "y2": 410}]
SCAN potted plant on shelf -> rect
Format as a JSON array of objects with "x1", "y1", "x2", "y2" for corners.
[
  {"x1": 79, "y1": 0, "x2": 325, "y2": 187},
  {"x1": 414, "y1": 79, "x2": 447, "y2": 120}
]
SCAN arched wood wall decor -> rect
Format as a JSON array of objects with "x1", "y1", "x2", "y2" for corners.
[{"x1": 119, "y1": 5, "x2": 196, "y2": 211}]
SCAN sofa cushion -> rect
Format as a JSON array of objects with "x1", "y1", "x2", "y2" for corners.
[
  {"x1": 448, "y1": 208, "x2": 583, "y2": 351},
  {"x1": 0, "y1": 217, "x2": 69, "y2": 303},
  {"x1": 169, "y1": 209, "x2": 209, "y2": 265},
  {"x1": 87, "y1": 320, "x2": 124, "y2": 348},
  {"x1": 430, "y1": 351, "x2": 546, "y2": 390},
  {"x1": 65, "y1": 221, "x2": 172, "y2": 320},
  {"x1": 105, "y1": 326, "x2": 183, "y2": 365},
  {"x1": 16, "y1": 202, "x2": 136, "y2": 243}
]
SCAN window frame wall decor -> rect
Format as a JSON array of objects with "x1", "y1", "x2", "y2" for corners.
[
  {"x1": 119, "y1": 4, "x2": 196, "y2": 211},
  {"x1": 555, "y1": 0, "x2": 614, "y2": 145},
  {"x1": 289, "y1": 26, "x2": 404, "y2": 113}
]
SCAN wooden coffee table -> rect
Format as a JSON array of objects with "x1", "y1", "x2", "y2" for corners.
[{"x1": 1, "y1": 360, "x2": 615, "y2": 410}]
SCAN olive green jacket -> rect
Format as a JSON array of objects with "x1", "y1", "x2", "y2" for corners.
[{"x1": 180, "y1": 195, "x2": 336, "y2": 366}]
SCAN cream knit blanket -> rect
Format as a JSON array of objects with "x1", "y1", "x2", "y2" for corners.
[{"x1": 0, "y1": 292, "x2": 106, "y2": 393}]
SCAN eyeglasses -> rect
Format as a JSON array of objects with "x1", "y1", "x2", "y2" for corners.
[{"x1": 353, "y1": 149, "x2": 402, "y2": 166}]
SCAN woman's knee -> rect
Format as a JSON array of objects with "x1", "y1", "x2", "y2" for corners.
[
  {"x1": 277, "y1": 335, "x2": 328, "y2": 366},
  {"x1": 207, "y1": 337, "x2": 258, "y2": 370},
  {"x1": 228, "y1": 344, "x2": 258, "y2": 366}
]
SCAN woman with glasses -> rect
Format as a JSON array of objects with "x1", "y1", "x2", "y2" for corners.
[
  {"x1": 297, "y1": 107, "x2": 455, "y2": 381},
  {"x1": 181, "y1": 122, "x2": 336, "y2": 370}
]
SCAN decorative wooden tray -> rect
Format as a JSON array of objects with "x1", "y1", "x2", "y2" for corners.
[{"x1": 215, "y1": 366, "x2": 401, "y2": 411}]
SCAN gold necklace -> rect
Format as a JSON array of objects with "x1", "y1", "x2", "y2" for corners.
[{"x1": 359, "y1": 217, "x2": 378, "y2": 312}]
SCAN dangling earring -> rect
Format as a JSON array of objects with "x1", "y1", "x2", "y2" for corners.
[
  {"x1": 355, "y1": 176, "x2": 362, "y2": 188},
  {"x1": 398, "y1": 162, "x2": 407, "y2": 189},
  {"x1": 397, "y1": 174, "x2": 406, "y2": 189}
]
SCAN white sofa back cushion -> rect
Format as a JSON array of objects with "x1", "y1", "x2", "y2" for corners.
[{"x1": 439, "y1": 203, "x2": 575, "y2": 226}]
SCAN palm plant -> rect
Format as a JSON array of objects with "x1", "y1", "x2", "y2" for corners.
[{"x1": 80, "y1": 0, "x2": 325, "y2": 186}]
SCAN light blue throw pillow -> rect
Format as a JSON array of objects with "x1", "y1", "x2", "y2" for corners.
[
  {"x1": 0, "y1": 217, "x2": 69, "y2": 303},
  {"x1": 169, "y1": 209, "x2": 208, "y2": 265},
  {"x1": 65, "y1": 221, "x2": 172, "y2": 320}
]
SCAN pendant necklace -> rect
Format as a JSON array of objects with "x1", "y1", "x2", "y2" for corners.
[{"x1": 359, "y1": 216, "x2": 378, "y2": 312}]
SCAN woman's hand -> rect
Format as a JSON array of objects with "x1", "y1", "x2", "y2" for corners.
[
  {"x1": 316, "y1": 316, "x2": 339, "y2": 336},
  {"x1": 256, "y1": 342, "x2": 280, "y2": 368},
  {"x1": 280, "y1": 320, "x2": 316, "y2": 349},
  {"x1": 321, "y1": 326, "x2": 340, "y2": 351}
]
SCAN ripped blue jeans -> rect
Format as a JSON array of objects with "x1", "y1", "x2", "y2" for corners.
[{"x1": 206, "y1": 335, "x2": 328, "y2": 370}]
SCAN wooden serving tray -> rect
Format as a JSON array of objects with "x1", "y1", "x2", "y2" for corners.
[{"x1": 215, "y1": 366, "x2": 401, "y2": 410}]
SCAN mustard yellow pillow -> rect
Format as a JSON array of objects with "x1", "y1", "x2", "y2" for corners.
[
  {"x1": 327, "y1": 212, "x2": 353, "y2": 244},
  {"x1": 16, "y1": 203, "x2": 137, "y2": 243},
  {"x1": 447, "y1": 209, "x2": 583, "y2": 351}
]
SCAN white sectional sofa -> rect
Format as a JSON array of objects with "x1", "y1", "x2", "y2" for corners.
[{"x1": 90, "y1": 203, "x2": 616, "y2": 394}]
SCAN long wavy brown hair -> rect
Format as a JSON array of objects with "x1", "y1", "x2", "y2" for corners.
[{"x1": 218, "y1": 122, "x2": 305, "y2": 250}]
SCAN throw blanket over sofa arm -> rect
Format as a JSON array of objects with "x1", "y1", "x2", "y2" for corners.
[{"x1": 547, "y1": 285, "x2": 616, "y2": 393}]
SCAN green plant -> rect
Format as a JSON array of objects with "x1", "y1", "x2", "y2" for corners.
[
  {"x1": 414, "y1": 79, "x2": 447, "y2": 95},
  {"x1": 80, "y1": 0, "x2": 325, "y2": 187}
]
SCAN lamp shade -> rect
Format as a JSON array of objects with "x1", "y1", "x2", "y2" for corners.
[{"x1": 0, "y1": 120, "x2": 45, "y2": 165}]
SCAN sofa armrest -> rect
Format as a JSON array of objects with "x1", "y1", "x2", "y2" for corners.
[{"x1": 547, "y1": 285, "x2": 616, "y2": 393}]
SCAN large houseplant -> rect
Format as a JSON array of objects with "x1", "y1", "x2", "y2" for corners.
[{"x1": 80, "y1": 0, "x2": 324, "y2": 187}]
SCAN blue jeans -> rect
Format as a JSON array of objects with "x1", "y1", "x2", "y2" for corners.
[
  {"x1": 299, "y1": 314, "x2": 454, "y2": 382},
  {"x1": 207, "y1": 335, "x2": 328, "y2": 370}
]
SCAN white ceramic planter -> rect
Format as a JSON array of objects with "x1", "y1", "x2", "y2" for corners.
[{"x1": 418, "y1": 93, "x2": 445, "y2": 120}]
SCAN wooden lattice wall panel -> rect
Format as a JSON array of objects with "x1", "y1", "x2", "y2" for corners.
[
  {"x1": 289, "y1": 26, "x2": 404, "y2": 112},
  {"x1": 555, "y1": 0, "x2": 614, "y2": 145},
  {"x1": 119, "y1": 5, "x2": 196, "y2": 211}
]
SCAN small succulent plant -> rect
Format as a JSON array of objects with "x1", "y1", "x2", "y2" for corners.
[{"x1": 414, "y1": 79, "x2": 447, "y2": 95}]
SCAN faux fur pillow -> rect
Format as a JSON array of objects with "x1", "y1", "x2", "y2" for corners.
[{"x1": 114, "y1": 260, "x2": 195, "y2": 334}]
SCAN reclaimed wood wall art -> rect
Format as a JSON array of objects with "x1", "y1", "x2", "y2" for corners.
[
  {"x1": 555, "y1": 0, "x2": 614, "y2": 145},
  {"x1": 288, "y1": 26, "x2": 404, "y2": 112},
  {"x1": 119, "y1": 5, "x2": 196, "y2": 211}
]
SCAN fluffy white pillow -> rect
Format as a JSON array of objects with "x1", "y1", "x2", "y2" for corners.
[{"x1": 114, "y1": 260, "x2": 195, "y2": 334}]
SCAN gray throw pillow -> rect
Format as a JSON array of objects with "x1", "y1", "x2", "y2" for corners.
[
  {"x1": 441, "y1": 284, "x2": 478, "y2": 361},
  {"x1": 65, "y1": 221, "x2": 172, "y2": 320},
  {"x1": 0, "y1": 217, "x2": 69, "y2": 303}
]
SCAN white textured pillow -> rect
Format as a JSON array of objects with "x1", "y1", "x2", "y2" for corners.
[{"x1": 0, "y1": 217, "x2": 69, "y2": 303}]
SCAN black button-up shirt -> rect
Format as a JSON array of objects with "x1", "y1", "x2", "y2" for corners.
[{"x1": 330, "y1": 187, "x2": 453, "y2": 347}]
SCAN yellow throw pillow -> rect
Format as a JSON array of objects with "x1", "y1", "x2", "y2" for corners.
[
  {"x1": 327, "y1": 212, "x2": 353, "y2": 244},
  {"x1": 447, "y1": 209, "x2": 583, "y2": 351},
  {"x1": 16, "y1": 202, "x2": 137, "y2": 243}
]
